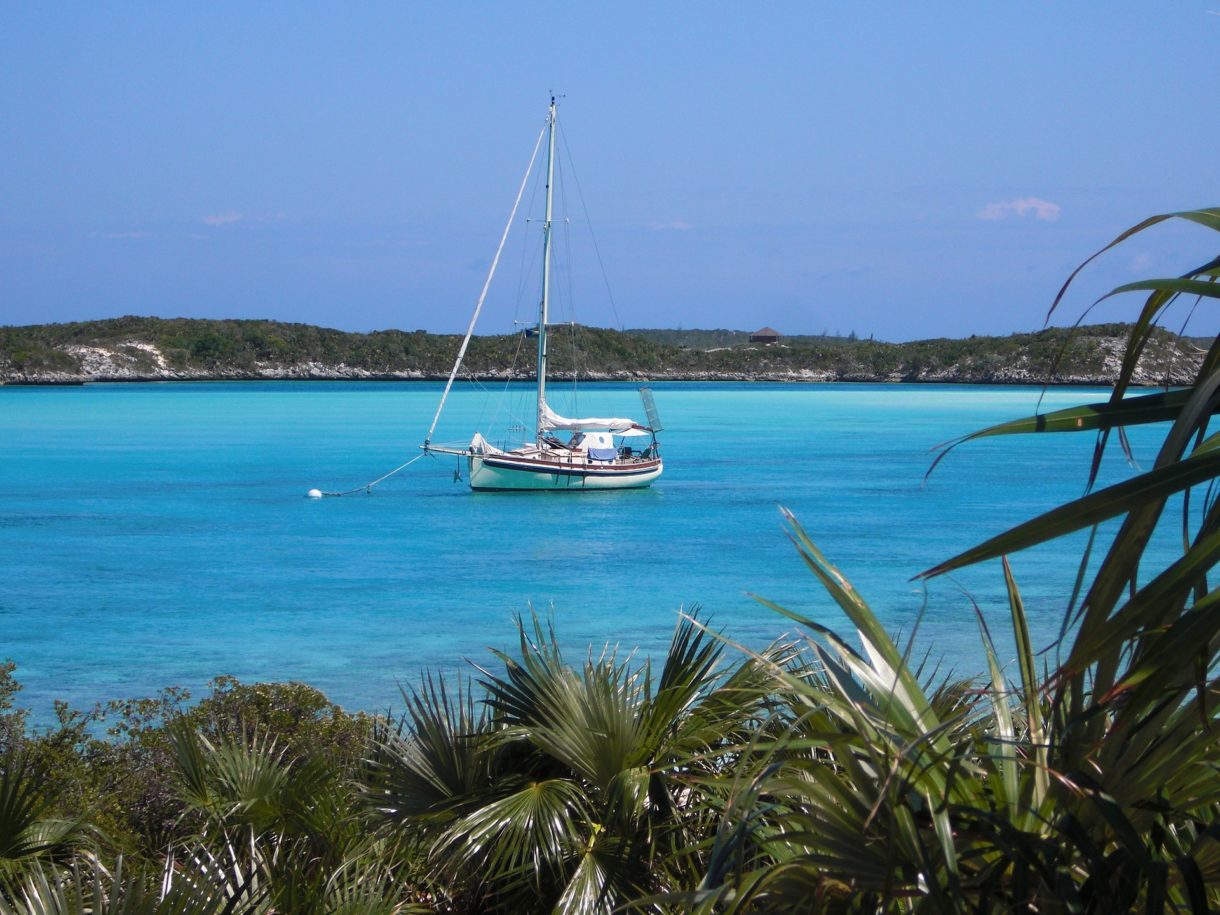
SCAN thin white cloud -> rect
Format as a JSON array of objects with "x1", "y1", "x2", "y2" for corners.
[
  {"x1": 977, "y1": 197, "x2": 1061, "y2": 222},
  {"x1": 203, "y1": 210, "x2": 243, "y2": 226},
  {"x1": 361, "y1": 238, "x2": 435, "y2": 249},
  {"x1": 92, "y1": 230, "x2": 152, "y2": 239},
  {"x1": 1128, "y1": 252, "x2": 1154, "y2": 272},
  {"x1": 649, "y1": 218, "x2": 693, "y2": 231}
]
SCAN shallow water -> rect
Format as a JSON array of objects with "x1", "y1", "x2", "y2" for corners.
[{"x1": 0, "y1": 380, "x2": 1179, "y2": 722}]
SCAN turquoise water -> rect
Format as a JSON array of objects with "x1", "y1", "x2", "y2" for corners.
[{"x1": 0, "y1": 381, "x2": 1178, "y2": 723}]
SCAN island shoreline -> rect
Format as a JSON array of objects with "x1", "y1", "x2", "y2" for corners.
[{"x1": 1, "y1": 317, "x2": 1203, "y2": 387}]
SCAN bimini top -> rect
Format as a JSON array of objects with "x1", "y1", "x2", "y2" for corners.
[{"x1": 539, "y1": 400, "x2": 652, "y2": 436}]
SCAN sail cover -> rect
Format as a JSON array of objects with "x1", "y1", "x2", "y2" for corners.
[{"x1": 539, "y1": 400, "x2": 650, "y2": 435}]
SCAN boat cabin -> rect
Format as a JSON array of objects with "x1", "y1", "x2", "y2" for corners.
[{"x1": 567, "y1": 431, "x2": 618, "y2": 461}]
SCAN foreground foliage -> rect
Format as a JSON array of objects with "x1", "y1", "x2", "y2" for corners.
[
  {"x1": 4, "y1": 208, "x2": 1220, "y2": 911},
  {"x1": 365, "y1": 615, "x2": 786, "y2": 913},
  {"x1": 685, "y1": 207, "x2": 1220, "y2": 912}
]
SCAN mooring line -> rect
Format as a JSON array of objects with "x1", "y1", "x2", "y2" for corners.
[{"x1": 307, "y1": 452, "x2": 428, "y2": 498}]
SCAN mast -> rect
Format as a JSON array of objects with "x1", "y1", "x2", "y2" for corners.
[{"x1": 535, "y1": 97, "x2": 557, "y2": 446}]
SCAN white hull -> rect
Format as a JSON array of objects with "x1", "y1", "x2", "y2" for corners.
[{"x1": 469, "y1": 451, "x2": 662, "y2": 491}]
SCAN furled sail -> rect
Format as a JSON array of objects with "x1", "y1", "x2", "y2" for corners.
[{"x1": 539, "y1": 400, "x2": 650, "y2": 435}]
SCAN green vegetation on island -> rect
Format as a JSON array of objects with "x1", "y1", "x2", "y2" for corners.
[
  {"x1": 0, "y1": 315, "x2": 1202, "y2": 385},
  {"x1": 4, "y1": 207, "x2": 1220, "y2": 912}
]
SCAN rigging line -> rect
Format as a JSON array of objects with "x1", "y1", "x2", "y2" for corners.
[
  {"x1": 499, "y1": 197, "x2": 549, "y2": 433},
  {"x1": 558, "y1": 125, "x2": 624, "y2": 332},
  {"x1": 424, "y1": 119, "x2": 547, "y2": 447},
  {"x1": 557, "y1": 153, "x2": 582, "y2": 409},
  {"x1": 565, "y1": 250, "x2": 582, "y2": 410},
  {"x1": 504, "y1": 325, "x2": 530, "y2": 422},
  {"x1": 549, "y1": 150, "x2": 578, "y2": 407},
  {"x1": 468, "y1": 328, "x2": 532, "y2": 444},
  {"x1": 470, "y1": 319, "x2": 529, "y2": 430},
  {"x1": 309, "y1": 122, "x2": 546, "y2": 501},
  {"x1": 513, "y1": 159, "x2": 545, "y2": 324},
  {"x1": 503, "y1": 331, "x2": 539, "y2": 440},
  {"x1": 308, "y1": 452, "x2": 428, "y2": 498}
]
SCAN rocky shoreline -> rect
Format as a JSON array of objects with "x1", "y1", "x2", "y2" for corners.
[
  {"x1": 0, "y1": 321, "x2": 1204, "y2": 387},
  {"x1": 2, "y1": 365, "x2": 1195, "y2": 387}
]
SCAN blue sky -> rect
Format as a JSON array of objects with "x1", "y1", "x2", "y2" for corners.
[{"x1": 2, "y1": 3, "x2": 1217, "y2": 340}]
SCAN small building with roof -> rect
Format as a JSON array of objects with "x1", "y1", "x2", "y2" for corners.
[{"x1": 749, "y1": 326, "x2": 781, "y2": 344}]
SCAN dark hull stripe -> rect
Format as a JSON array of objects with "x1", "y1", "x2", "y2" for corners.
[
  {"x1": 480, "y1": 457, "x2": 661, "y2": 479},
  {"x1": 472, "y1": 484, "x2": 655, "y2": 491}
]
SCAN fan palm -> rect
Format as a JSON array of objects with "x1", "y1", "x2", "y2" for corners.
[
  {"x1": 0, "y1": 749, "x2": 91, "y2": 888},
  {"x1": 365, "y1": 612, "x2": 788, "y2": 914},
  {"x1": 0, "y1": 856, "x2": 240, "y2": 915},
  {"x1": 166, "y1": 723, "x2": 418, "y2": 914}
]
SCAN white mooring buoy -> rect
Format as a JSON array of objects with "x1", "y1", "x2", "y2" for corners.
[{"x1": 307, "y1": 488, "x2": 323, "y2": 499}]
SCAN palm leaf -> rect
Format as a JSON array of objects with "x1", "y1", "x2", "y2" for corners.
[
  {"x1": 0, "y1": 750, "x2": 87, "y2": 870},
  {"x1": 1044, "y1": 207, "x2": 1220, "y2": 325},
  {"x1": 433, "y1": 777, "x2": 590, "y2": 900},
  {"x1": 363, "y1": 673, "x2": 493, "y2": 823},
  {"x1": 1002, "y1": 558, "x2": 1049, "y2": 810},
  {"x1": 919, "y1": 446, "x2": 1220, "y2": 579}
]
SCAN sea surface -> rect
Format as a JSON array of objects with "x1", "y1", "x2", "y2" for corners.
[{"x1": 0, "y1": 381, "x2": 1183, "y2": 724}]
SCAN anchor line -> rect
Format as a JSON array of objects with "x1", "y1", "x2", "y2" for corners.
[{"x1": 313, "y1": 452, "x2": 428, "y2": 497}]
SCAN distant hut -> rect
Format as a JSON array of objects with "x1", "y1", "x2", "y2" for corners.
[{"x1": 749, "y1": 326, "x2": 781, "y2": 344}]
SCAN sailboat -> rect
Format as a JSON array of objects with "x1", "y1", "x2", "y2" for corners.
[{"x1": 422, "y1": 98, "x2": 664, "y2": 492}]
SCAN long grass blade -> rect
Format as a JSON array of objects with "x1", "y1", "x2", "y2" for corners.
[
  {"x1": 919, "y1": 448, "x2": 1220, "y2": 579},
  {"x1": 1002, "y1": 559, "x2": 1049, "y2": 808}
]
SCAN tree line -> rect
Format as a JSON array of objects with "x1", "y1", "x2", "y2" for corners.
[{"x1": 0, "y1": 316, "x2": 1199, "y2": 383}]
